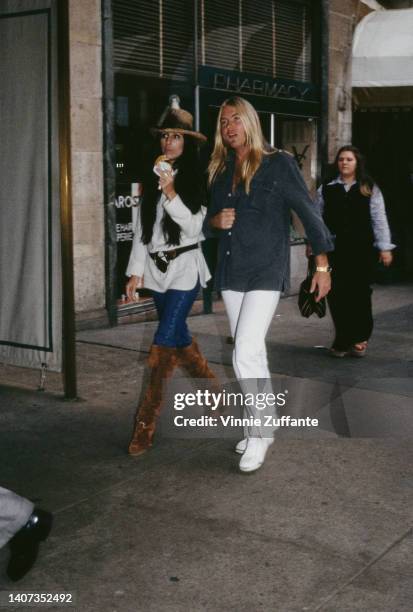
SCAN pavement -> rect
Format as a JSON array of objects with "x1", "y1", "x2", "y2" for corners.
[{"x1": 0, "y1": 282, "x2": 412, "y2": 612}]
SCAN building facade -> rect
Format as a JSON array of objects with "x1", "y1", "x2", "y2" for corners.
[{"x1": 69, "y1": 0, "x2": 399, "y2": 325}]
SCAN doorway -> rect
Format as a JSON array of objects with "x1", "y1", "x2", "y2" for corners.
[{"x1": 353, "y1": 109, "x2": 413, "y2": 277}]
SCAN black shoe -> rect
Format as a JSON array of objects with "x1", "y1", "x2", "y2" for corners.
[{"x1": 7, "y1": 508, "x2": 53, "y2": 581}]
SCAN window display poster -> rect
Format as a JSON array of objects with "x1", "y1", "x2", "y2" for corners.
[{"x1": 115, "y1": 182, "x2": 141, "y2": 299}]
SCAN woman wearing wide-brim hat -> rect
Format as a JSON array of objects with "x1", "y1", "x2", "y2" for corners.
[
  {"x1": 150, "y1": 101, "x2": 207, "y2": 143},
  {"x1": 125, "y1": 96, "x2": 217, "y2": 456}
]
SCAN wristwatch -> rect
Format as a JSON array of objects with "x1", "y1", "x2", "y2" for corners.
[{"x1": 316, "y1": 265, "x2": 333, "y2": 273}]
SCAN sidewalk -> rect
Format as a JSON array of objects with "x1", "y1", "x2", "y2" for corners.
[{"x1": 0, "y1": 283, "x2": 412, "y2": 611}]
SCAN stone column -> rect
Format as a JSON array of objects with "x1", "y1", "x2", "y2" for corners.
[
  {"x1": 69, "y1": 0, "x2": 105, "y2": 314},
  {"x1": 328, "y1": 0, "x2": 372, "y2": 161}
]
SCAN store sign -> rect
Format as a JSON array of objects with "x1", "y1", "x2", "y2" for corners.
[
  {"x1": 199, "y1": 66, "x2": 317, "y2": 102},
  {"x1": 116, "y1": 183, "x2": 142, "y2": 298},
  {"x1": 114, "y1": 195, "x2": 139, "y2": 210}
]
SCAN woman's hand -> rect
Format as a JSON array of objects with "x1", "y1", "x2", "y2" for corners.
[
  {"x1": 209, "y1": 208, "x2": 236, "y2": 230},
  {"x1": 126, "y1": 275, "x2": 144, "y2": 301},
  {"x1": 305, "y1": 243, "x2": 313, "y2": 259},
  {"x1": 158, "y1": 168, "x2": 177, "y2": 200},
  {"x1": 379, "y1": 250, "x2": 393, "y2": 267}
]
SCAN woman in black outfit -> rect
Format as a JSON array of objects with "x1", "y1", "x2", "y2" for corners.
[{"x1": 316, "y1": 146, "x2": 395, "y2": 358}]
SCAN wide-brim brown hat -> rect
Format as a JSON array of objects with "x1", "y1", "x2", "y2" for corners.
[{"x1": 151, "y1": 97, "x2": 207, "y2": 143}]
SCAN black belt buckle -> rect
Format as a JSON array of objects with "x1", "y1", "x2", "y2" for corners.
[{"x1": 154, "y1": 253, "x2": 168, "y2": 273}]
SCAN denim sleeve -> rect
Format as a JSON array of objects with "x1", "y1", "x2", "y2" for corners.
[
  {"x1": 281, "y1": 154, "x2": 334, "y2": 255},
  {"x1": 370, "y1": 185, "x2": 396, "y2": 251}
]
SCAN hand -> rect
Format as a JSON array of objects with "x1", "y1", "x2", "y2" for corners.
[
  {"x1": 158, "y1": 169, "x2": 176, "y2": 200},
  {"x1": 126, "y1": 275, "x2": 144, "y2": 301},
  {"x1": 379, "y1": 250, "x2": 393, "y2": 267},
  {"x1": 310, "y1": 271, "x2": 331, "y2": 302},
  {"x1": 209, "y1": 208, "x2": 236, "y2": 230}
]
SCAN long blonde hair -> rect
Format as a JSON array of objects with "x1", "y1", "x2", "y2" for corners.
[{"x1": 208, "y1": 97, "x2": 267, "y2": 194}]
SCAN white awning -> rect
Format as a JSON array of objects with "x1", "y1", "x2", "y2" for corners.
[{"x1": 352, "y1": 8, "x2": 413, "y2": 87}]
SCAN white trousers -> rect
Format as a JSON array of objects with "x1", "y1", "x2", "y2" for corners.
[
  {"x1": 222, "y1": 290, "x2": 280, "y2": 438},
  {"x1": 0, "y1": 486, "x2": 33, "y2": 549},
  {"x1": 222, "y1": 290, "x2": 280, "y2": 379}
]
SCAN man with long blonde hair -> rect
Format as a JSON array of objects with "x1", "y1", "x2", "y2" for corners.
[{"x1": 207, "y1": 96, "x2": 333, "y2": 473}]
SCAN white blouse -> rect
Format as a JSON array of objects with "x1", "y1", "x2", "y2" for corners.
[{"x1": 126, "y1": 193, "x2": 211, "y2": 292}]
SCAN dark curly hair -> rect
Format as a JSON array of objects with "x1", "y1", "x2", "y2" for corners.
[{"x1": 140, "y1": 136, "x2": 206, "y2": 246}]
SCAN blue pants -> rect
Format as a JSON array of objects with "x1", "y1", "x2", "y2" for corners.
[{"x1": 152, "y1": 281, "x2": 200, "y2": 348}]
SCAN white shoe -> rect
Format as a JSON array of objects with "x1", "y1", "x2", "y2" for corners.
[
  {"x1": 235, "y1": 438, "x2": 248, "y2": 454},
  {"x1": 239, "y1": 438, "x2": 274, "y2": 473}
]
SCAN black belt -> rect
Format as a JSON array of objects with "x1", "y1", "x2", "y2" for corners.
[{"x1": 149, "y1": 243, "x2": 199, "y2": 273}]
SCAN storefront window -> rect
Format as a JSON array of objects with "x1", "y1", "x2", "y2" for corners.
[
  {"x1": 281, "y1": 118, "x2": 318, "y2": 242},
  {"x1": 113, "y1": 0, "x2": 312, "y2": 82},
  {"x1": 198, "y1": 0, "x2": 312, "y2": 81},
  {"x1": 111, "y1": 0, "x2": 319, "y2": 306}
]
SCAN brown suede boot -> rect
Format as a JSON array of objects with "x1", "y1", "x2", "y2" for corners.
[
  {"x1": 128, "y1": 345, "x2": 177, "y2": 456},
  {"x1": 178, "y1": 340, "x2": 223, "y2": 415},
  {"x1": 178, "y1": 339, "x2": 217, "y2": 380}
]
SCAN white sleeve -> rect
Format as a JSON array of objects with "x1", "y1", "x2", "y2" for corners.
[
  {"x1": 163, "y1": 195, "x2": 205, "y2": 240},
  {"x1": 370, "y1": 185, "x2": 396, "y2": 251},
  {"x1": 314, "y1": 184, "x2": 325, "y2": 215},
  {"x1": 125, "y1": 206, "x2": 148, "y2": 277}
]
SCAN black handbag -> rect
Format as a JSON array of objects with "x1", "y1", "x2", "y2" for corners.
[{"x1": 298, "y1": 261, "x2": 327, "y2": 319}]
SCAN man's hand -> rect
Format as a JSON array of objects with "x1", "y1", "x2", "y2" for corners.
[
  {"x1": 310, "y1": 271, "x2": 331, "y2": 302},
  {"x1": 209, "y1": 208, "x2": 236, "y2": 230},
  {"x1": 309, "y1": 253, "x2": 331, "y2": 301},
  {"x1": 126, "y1": 275, "x2": 144, "y2": 301},
  {"x1": 379, "y1": 250, "x2": 393, "y2": 267}
]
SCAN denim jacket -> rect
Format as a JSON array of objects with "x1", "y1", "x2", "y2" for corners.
[{"x1": 206, "y1": 150, "x2": 334, "y2": 292}]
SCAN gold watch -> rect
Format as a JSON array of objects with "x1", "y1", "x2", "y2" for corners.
[{"x1": 316, "y1": 266, "x2": 332, "y2": 273}]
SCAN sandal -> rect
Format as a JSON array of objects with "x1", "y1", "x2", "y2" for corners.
[{"x1": 350, "y1": 341, "x2": 368, "y2": 358}]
